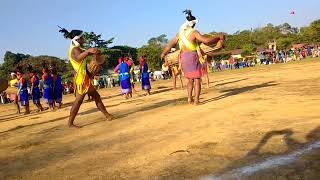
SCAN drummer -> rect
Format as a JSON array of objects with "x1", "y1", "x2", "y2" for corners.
[
  {"x1": 59, "y1": 28, "x2": 113, "y2": 128},
  {"x1": 161, "y1": 10, "x2": 224, "y2": 105},
  {"x1": 7, "y1": 72, "x2": 20, "y2": 114}
]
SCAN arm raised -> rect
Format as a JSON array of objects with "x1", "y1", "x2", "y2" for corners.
[{"x1": 161, "y1": 34, "x2": 179, "y2": 60}]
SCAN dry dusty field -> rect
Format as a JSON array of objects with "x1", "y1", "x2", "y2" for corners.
[{"x1": 0, "y1": 59, "x2": 319, "y2": 180}]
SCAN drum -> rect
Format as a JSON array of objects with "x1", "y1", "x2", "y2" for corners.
[
  {"x1": 0, "y1": 78, "x2": 8, "y2": 92},
  {"x1": 162, "y1": 64, "x2": 169, "y2": 72},
  {"x1": 199, "y1": 39, "x2": 224, "y2": 54},
  {"x1": 164, "y1": 50, "x2": 181, "y2": 66},
  {"x1": 87, "y1": 53, "x2": 106, "y2": 78}
]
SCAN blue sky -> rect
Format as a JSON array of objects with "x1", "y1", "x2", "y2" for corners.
[{"x1": 0, "y1": 0, "x2": 319, "y2": 62}]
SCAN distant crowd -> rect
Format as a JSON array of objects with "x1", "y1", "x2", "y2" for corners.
[{"x1": 211, "y1": 45, "x2": 320, "y2": 72}]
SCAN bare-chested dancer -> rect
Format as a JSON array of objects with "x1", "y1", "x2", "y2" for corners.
[{"x1": 59, "y1": 28, "x2": 113, "y2": 128}]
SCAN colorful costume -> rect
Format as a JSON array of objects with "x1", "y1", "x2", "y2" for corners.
[
  {"x1": 69, "y1": 45, "x2": 91, "y2": 95},
  {"x1": 8, "y1": 78, "x2": 18, "y2": 101},
  {"x1": 31, "y1": 75, "x2": 41, "y2": 104},
  {"x1": 119, "y1": 62, "x2": 132, "y2": 94},
  {"x1": 178, "y1": 28, "x2": 202, "y2": 79},
  {"x1": 140, "y1": 62, "x2": 151, "y2": 90},
  {"x1": 18, "y1": 77, "x2": 29, "y2": 106},
  {"x1": 42, "y1": 73, "x2": 53, "y2": 104},
  {"x1": 52, "y1": 75, "x2": 63, "y2": 103}
]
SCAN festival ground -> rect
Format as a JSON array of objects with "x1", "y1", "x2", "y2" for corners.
[{"x1": 0, "y1": 59, "x2": 319, "y2": 180}]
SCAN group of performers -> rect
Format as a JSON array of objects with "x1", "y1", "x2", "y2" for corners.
[
  {"x1": 59, "y1": 26, "x2": 154, "y2": 127},
  {"x1": 114, "y1": 55, "x2": 151, "y2": 99},
  {"x1": 7, "y1": 64, "x2": 63, "y2": 114},
  {"x1": 57, "y1": 9, "x2": 224, "y2": 127}
]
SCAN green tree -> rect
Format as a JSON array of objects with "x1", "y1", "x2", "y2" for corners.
[
  {"x1": 137, "y1": 34, "x2": 168, "y2": 71},
  {"x1": 137, "y1": 44, "x2": 162, "y2": 71},
  {"x1": 241, "y1": 44, "x2": 256, "y2": 56},
  {"x1": 300, "y1": 20, "x2": 320, "y2": 43},
  {"x1": 83, "y1": 32, "x2": 114, "y2": 52},
  {"x1": 277, "y1": 37, "x2": 293, "y2": 50}
]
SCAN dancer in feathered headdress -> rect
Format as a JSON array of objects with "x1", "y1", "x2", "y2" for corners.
[
  {"x1": 161, "y1": 10, "x2": 225, "y2": 105},
  {"x1": 59, "y1": 26, "x2": 113, "y2": 128}
]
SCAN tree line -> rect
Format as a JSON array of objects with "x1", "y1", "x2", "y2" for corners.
[{"x1": 1, "y1": 19, "x2": 319, "y2": 80}]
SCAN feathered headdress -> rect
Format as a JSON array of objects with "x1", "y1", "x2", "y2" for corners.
[
  {"x1": 180, "y1": 9, "x2": 198, "y2": 30},
  {"x1": 58, "y1": 26, "x2": 83, "y2": 47}
]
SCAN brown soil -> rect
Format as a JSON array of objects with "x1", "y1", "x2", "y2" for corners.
[{"x1": 0, "y1": 59, "x2": 319, "y2": 180}]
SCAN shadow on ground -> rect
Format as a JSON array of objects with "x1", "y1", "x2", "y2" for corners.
[
  {"x1": 152, "y1": 126, "x2": 320, "y2": 180},
  {"x1": 201, "y1": 81, "x2": 278, "y2": 105}
]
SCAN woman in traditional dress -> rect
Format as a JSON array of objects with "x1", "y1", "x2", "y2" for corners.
[
  {"x1": 161, "y1": 10, "x2": 224, "y2": 105},
  {"x1": 7, "y1": 72, "x2": 20, "y2": 114},
  {"x1": 139, "y1": 57, "x2": 151, "y2": 95},
  {"x1": 115, "y1": 57, "x2": 132, "y2": 99},
  {"x1": 51, "y1": 68, "x2": 63, "y2": 109},
  {"x1": 28, "y1": 65, "x2": 44, "y2": 112},
  {"x1": 125, "y1": 56, "x2": 137, "y2": 92},
  {"x1": 42, "y1": 65, "x2": 54, "y2": 110},
  {"x1": 16, "y1": 67, "x2": 30, "y2": 114}
]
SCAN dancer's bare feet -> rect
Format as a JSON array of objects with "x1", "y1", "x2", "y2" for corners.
[
  {"x1": 194, "y1": 99, "x2": 200, "y2": 106},
  {"x1": 188, "y1": 98, "x2": 194, "y2": 104},
  {"x1": 105, "y1": 114, "x2": 114, "y2": 121},
  {"x1": 68, "y1": 124, "x2": 82, "y2": 128}
]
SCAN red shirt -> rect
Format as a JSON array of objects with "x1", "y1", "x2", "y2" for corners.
[
  {"x1": 127, "y1": 60, "x2": 133, "y2": 68},
  {"x1": 42, "y1": 73, "x2": 48, "y2": 81},
  {"x1": 31, "y1": 76, "x2": 37, "y2": 85},
  {"x1": 230, "y1": 57, "x2": 235, "y2": 64}
]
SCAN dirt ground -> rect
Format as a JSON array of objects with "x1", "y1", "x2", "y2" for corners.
[{"x1": 0, "y1": 59, "x2": 319, "y2": 180}]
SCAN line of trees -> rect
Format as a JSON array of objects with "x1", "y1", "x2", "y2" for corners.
[{"x1": 1, "y1": 19, "x2": 319, "y2": 80}]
